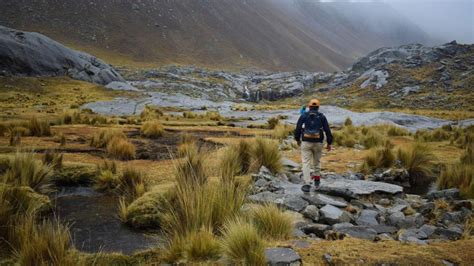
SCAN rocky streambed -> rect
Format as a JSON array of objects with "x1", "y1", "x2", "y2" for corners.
[{"x1": 250, "y1": 165, "x2": 472, "y2": 245}]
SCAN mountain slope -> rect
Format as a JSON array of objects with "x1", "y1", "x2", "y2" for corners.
[{"x1": 0, "y1": 0, "x2": 431, "y2": 72}]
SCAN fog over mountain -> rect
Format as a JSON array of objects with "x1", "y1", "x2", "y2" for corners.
[
  {"x1": 0, "y1": 0, "x2": 446, "y2": 71},
  {"x1": 323, "y1": 0, "x2": 474, "y2": 44}
]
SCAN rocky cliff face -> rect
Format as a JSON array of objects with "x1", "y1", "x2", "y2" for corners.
[
  {"x1": 0, "y1": 0, "x2": 431, "y2": 72},
  {"x1": 0, "y1": 26, "x2": 124, "y2": 85}
]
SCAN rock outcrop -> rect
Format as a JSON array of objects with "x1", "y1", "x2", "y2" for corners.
[
  {"x1": 249, "y1": 166, "x2": 472, "y2": 244},
  {"x1": 0, "y1": 26, "x2": 124, "y2": 85}
]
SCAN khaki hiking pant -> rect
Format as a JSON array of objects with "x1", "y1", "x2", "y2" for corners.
[{"x1": 301, "y1": 141, "x2": 323, "y2": 184}]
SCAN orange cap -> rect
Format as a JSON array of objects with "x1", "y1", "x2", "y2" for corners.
[{"x1": 308, "y1": 99, "x2": 320, "y2": 107}]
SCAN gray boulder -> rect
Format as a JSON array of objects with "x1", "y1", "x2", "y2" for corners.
[
  {"x1": 320, "y1": 205, "x2": 352, "y2": 225},
  {"x1": 0, "y1": 26, "x2": 124, "y2": 85},
  {"x1": 302, "y1": 193, "x2": 348, "y2": 208},
  {"x1": 427, "y1": 189, "x2": 461, "y2": 200},
  {"x1": 321, "y1": 178, "x2": 403, "y2": 197},
  {"x1": 105, "y1": 82, "x2": 139, "y2": 91},
  {"x1": 302, "y1": 205, "x2": 320, "y2": 222},
  {"x1": 336, "y1": 226, "x2": 378, "y2": 240},
  {"x1": 356, "y1": 210, "x2": 379, "y2": 226},
  {"x1": 433, "y1": 227, "x2": 463, "y2": 240},
  {"x1": 301, "y1": 223, "x2": 331, "y2": 238},
  {"x1": 388, "y1": 212, "x2": 424, "y2": 229},
  {"x1": 281, "y1": 195, "x2": 309, "y2": 212},
  {"x1": 265, "y1": 248, "x2": 301, "y2": 266}
]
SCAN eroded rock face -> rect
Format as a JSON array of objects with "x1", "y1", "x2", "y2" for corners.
[{"x1": 0, "y1": 26, "x2": 124, "y2": 85}]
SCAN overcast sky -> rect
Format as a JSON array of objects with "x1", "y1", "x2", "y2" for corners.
[{"x1": 320, "y1": 0, "x2": 474, "y2": 44}]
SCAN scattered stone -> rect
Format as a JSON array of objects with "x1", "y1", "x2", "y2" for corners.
[
  {"x1": 302, "y1": 193, "x2": 349, "y2": 208},
  {"x1": 332, "y1": 223, "x2": 354, "y2": 230},
  {"x1": 388, "y1": 204, "x2": 408, "y2": 214},
  {"x1": 281, "y1": 195, "x2": 309, "y2": 212},
  {"x1": 378, "y1": 198, "x2": 391, "y2": 206},
  {"x1": 388, "y1": 212, "x2": 424, "y2": 229},
  {"x1": 323, "y1": 253, "x2": 333, "y2": 265},
  {"x1": 320, "y1": 205, "x2": 352, "y2": 225},
  {"x1": 289, "y1": 240, "x2": 312, "y2": 249},
  {"x1": 427, "y1": 189, "x2": 461, "y2": 201},
  {"x1": 452, "y1": 200, "x2": 472, "y2": 211},
  {"x1": 371, "y1": 225, "x2": 398, "y2": 234},
  {"x1": 105, "y1": 81, "x2": 139, "y2": 91},
  {"x1": 301, "y1": 223, "x2": 331, "y2": 238},
  {"x1": 356, "y1": 210, "x2": 379, "y2": 226},
  {"x1": 302, "y1": 205, "x2": 320, "y2": 222},
  {"x1": 376, "y1": 233, "x2": 394, "y2": 241},
  {"x1": 248, "y1": 191, "x2": 284, "y2": 205},
  {"x1": 336, "y1": 226, "x2": 378, "y2": 240},
  {"x1": 292, "y1": 228, "x2": 306, "y2": 238},
  {"x1": 265, "y1": 248, "x2": 301, "y2": 266},
  {"x1": 418, "y1": 202, "x2": 435, "y2": 215},
  {"x1": 433, "y1": 227, "x2": 462, "y2": 240}
]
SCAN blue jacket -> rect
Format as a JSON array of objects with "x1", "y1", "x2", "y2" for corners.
[{"x1": 294, "y1": 110, "x2": 333, "y2": 144}]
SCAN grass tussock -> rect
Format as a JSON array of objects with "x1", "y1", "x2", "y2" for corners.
[
  {"x1": 27, "y1": 117, "x2": 51, "y2": 137},
  {"x1": 249, "y1": 204, "x2": 293, "y2": 240},
  {"x1": 140, "y1": 105, "x2": 163, "y2": 121},
  {"x1": 11, "y1": 216, "x2": 72, "y2": 266},
  {"x1": 362, "y1": 129, "x2": 385, "y2": 149},
  {"x1": 221, "y1": 218, "x2": 266, "y2": 266},
  {"x1": 43, "y1": 151, "x2": 63, "y2": 170},
  {"x1": 180, "y1": 229, "x2": 221, "y2": 262},
  {"x1": 398, "y1": 143, "x2": 435, "y2": 186},
  {"x1": 2, "y1": 152, "x2": 53, "y2": 193},
  {"x1": 54, "y1": 132, "x2": 66, "y2": 146},
  {"x1": 106, "y1": 137, "x2": 136, "y2": 160},
  {"x1": 267, "y1": 117, "x2": 280, "y2": 129},
  {"x1": 272, "y1": 124, "x2": 294, "y2": 141},
  {"x1": 387, "y1": 125, "x2": 410, "y2": 136},
  {"x1": 220, "y1": 140, "x2": 253, "y2": 180},
  {"x1": 251, "y1": 138, "x2": 282, "y2": 174},
  {"x1": 344, "y1": 117, "x2": 353, "y2": 127},
  {"x1": 118, "y1": 166, "x2": 147, "y2": 201},
  {"x1": 175, "y1": 142, "x2": 207, "y2": 186},
  {"x1": 361, "y1": 142, "x2": 396, "y2": 173},
  {"x1": 140, "y1": 120, "x2": 165, "y2": 139},
  {"x1": 438, "y1": 164, "x2": 474, "y2": 199},
  {"x1": 94, "y1": 170, "x2": 119, "y2": 192},
  {"x1": 90, "y1": 129, "x2": 126, "y2": 148}
]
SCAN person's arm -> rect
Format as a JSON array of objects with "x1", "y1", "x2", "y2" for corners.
[
  {"x1": 322, "y1": 115, "x2": 333, "y2": 149},
  {"x1": 294, "y1": 115, "x2": 305, "y2": 144}
]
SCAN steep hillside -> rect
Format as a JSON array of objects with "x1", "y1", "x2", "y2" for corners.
[{"x1": 0, "y1": 0, "x2": 430, "y2": 71}]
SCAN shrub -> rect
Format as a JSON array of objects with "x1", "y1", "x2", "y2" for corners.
[
  {"x1": 344, "y1": 117, "x2": 353, "y2": 127},
  {"x1": 28, "y1": 117, "x2": 51, "y2": 137},
  {"x1": 140, "y1": 120, "x2": 165, "y2": 139},
  {"x1": 438, "y1": 162, "x2": 473, "y2": 199},
  {"x1": 251, "y1": 138, "x2": 282, "y2": 174},
  {"x1": 106, "y1": 137, "x2": 136, "y2": 160},
  {"x1": 2, "y1": 152, "x2": 53, "y2": 193},
  {"x1": 362, "y1": 129, "x2": 385, "y2": 149},
  {"x1": 387, "y1": 125, "x2": 410, "y2": 136},
  {"x1": 12, "y1": 217, "x2": 72, "y2": 266},
  {"x1": 221, "y1": 218, "x2": 266, "y2": 266},
  {"x1": 398, "y1": 143, "x2": 435, "y2": 186},
  {"x1": 250, "y1": 204, "x2": 292, "y2": 240},
  {"x1": 361, "y1": 143, "x2": 395, "y2": 172},
  {"x1": 267, "y1": 117, "x2": 280, "y2": 129},
  {"x1": 94, "y1": 170, "x2": 119, "y2": 192},
  {"x1": 90, "y1": 129, "x2": 126, "y2": 148},
  {"x1": 42, "y1": 151, "x2": 63, "y2": 170}
]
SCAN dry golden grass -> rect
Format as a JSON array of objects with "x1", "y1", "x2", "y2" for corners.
[
  {"x1": 251, "y1": 138, "x2": 282, "y2": 174},
  {"x1": 140, "y1": 120, "x2": 165, "y2": 139},
  {"x1": 398, "y1": 143, "x2": 436, "y2": 186},
  {"x1": 249, "y1": 204, "x2": 293, "y2": 240},
  {"x1": 106, "y1": 137, "x2": 136, "y2": 160}
]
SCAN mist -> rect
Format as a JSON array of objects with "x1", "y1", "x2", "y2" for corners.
[{"x1": 320, "y1": 0, "x2": 474, "y2": 44}]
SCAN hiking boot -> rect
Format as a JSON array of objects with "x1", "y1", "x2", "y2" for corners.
[
  {"x1": 312, "y1": 176, "x2": 321, "y2": 189},
  {"x1": 301, "y1": 184, "x2": 311, "y2": 193}
]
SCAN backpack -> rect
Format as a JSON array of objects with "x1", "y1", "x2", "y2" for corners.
[{"x1": 303, "y1": 111, "x2": 323, "y2": 139}]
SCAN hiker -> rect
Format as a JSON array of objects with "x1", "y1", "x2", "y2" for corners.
[
  {"x1": 294, "y1": 99, "x2": 333, "y2": 192},
  {"x1": 299, "y1": 105, "x2": 307, "y2": 115}
]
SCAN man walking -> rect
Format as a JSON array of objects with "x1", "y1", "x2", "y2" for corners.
[{"x1": 294, "y1": 99, "x2": 333, "y2": 192}]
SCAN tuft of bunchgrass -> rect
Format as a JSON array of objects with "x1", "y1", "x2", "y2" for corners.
[
  {"x1": 43, "y1": 151, "x2": 63, "y2": 170},
  {"x1": 11, "y1": 216, "x2": 72, "y2": 266},
  {"x1": 267, "y1": 117, "x2": 280, "y2": 129},
  {"x1": 27, "y1": 117, "x2": 51, "y2": 137},
  {"x1": 140, "y1": 120, "x2": 165, "y2": 139},
  {"x1": 94, "y1": 170, "x2": 119, "y2": 192},
  {"x1": 250, "y1": 204, "x2": 293, "y2": 240},
  {"x1": 361, "y1": 129, "x2": 385, "y2": 149},
  {"x1": 2, "y1": 152, "x2": 53, "y2": 193},
  {"x1": 221, "y1": 218, "x2": 266, "y2": 266},
  {"x1": 106, "y1": 137, "x2": 136, "y2": 160},
  {"x1": 461, "y1": 144, "x2": 474, "y2": 165},
  {"x1": 251, "y1": 138, "x2": 282, "y2": 174},
  {"x1": 140, "y1": 105, "x2": 163, "y2": 121},
  {"x1": 438, "y1": 163, "x2": 473, "y2": 199},
  {"x1": 398, "y1": 143, "x2": 435, "y2": 187},
  {"x1": 361, "y1": 142, "x2": 395, "y2": 173},
  {"x1": 184, "y1": 228, "x2": 221, "y2": 262},
  {"x1": 118, "y1": 166, "x2": 147, "y2": 201},
  {"x1": 271, "y1": 124, "x2": 294, "y2": 141},
  {"x1": 90, "y1": 129, "x2": 126, "y2": 148},
  {"x1": 175, "y1": 142, "x2": 207, "y2": 186},
  {"x1": 344, "y1": 117, "x2": 353, "y2": 127},
  {"x1": 387, "y1": 125, "x2": 410, "y2": 136}
]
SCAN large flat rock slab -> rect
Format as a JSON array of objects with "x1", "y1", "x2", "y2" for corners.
[{"x1": 321, "y1": 178, "x2": 403, "y2": 196}]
